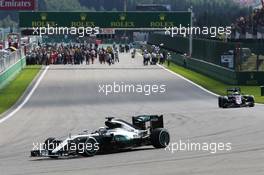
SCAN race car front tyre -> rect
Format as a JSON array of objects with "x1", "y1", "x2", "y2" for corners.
[
  {"x1": 219, "y1": 96, "x2": 229, "y2": 108},
  {"x1": 83, "y1": 137, "x2": 99, "y2": 157},
  {"x1": 247, "y1": 96, "x2": 255, "y2": 107},
  {"x1": 218, "y1": 97, "x2": 223, "y2": 108},
  {"x1": 44, "y1": 137, "x2": 56, "y2": 150},
  {"x1": 43, "y1": 137, "x2": 60, "y2": 158},
  {"x1": 151, "y1": 128, "x2": 170, "y2": 148}
]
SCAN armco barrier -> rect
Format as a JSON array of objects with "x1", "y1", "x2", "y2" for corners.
[
  {"x1": 170, "y1": 53, "x2": 238, "y2": 85},
  {"x1": 144, "y1": 44, "x2": 238, "y2": 84},
  {"x1": 148, "y1": 34, "x2": 264, "y2": 85},
  {"x1": 170, "y1": 53, "x2": 264, "y2": 85},
  {"x1": 0, "y1": 57, "x2": 26, "y2": 88},
  {"x1": 187, "y1": 58, "x2": 237, "y2": 84}
]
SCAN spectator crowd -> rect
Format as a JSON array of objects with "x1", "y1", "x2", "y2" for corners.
[{"x1": 232, "y1": 7, "x2": 264, "y2": 36}]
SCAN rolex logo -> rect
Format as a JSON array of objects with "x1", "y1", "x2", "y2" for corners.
[
  {"x1": 80, "y1": 13, "x2": 87, "y2": 21},
  {"x1": 119, "y1": 14, "x2": 126, "y2": 21},
  {"x1": 40, "y1": 13, "x2": 47, "y2": 20},
  {"x1": 159, "y1": 14, "x2": 166, "y2": 21}
]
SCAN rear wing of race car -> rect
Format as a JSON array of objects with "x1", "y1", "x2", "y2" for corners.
[
  {"x1": 132, "y1": 115, "x2": 164, "y2": 130},
  {"x1": 227, "y1": 87, "x2": 241, "y2": 93}
]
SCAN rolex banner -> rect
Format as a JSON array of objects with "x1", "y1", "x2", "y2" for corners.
[{"x1": 19, "y1": 12, "x2": 191, "y2": 28}]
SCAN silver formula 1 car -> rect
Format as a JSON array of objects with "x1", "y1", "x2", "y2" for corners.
[
  {"x1": 31, "y1": 115, "x2": 170, "y2": 158},
  {"x1": 218, "y1": 88, "x2": 254, "y2": 108}
]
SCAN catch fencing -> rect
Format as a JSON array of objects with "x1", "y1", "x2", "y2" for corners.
[{"x1": 0, "y1": 48, "x2": 25, "y2": 73}]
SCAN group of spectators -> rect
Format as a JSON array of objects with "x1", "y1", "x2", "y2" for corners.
[
  {"x1": 232, "y1": 7, "x2": 264, "y2": 36},
  {"x1": 26, "y1": 43, "x2": 123, "y2": 66}
]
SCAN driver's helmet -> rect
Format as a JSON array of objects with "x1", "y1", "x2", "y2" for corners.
[
  {"x1": 233, "y1": 91, "x2": 240, "y2": 95},
  {"x1": 98, "y1": 127, "x2": 107, "y2": 135}
]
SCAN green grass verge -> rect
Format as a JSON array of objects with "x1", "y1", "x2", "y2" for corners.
[
  {"x1": 165, "y1": 61, "x2": 264, "y2": 103},
  {"x1": 0, "y1": 65, "x2": 41, "y2": 114}
]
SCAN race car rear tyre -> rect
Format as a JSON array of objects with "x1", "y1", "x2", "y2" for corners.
[
  {"x1": 83, "y1": 137, "x2": 99, "y2": 157},
  {"x1": 151, "y1": 128, "x2": 170, "y2": 148},
  {"x1": 218, "y1": 97, "x2": 223, "y2": 108},
  {"x1": 249, "y1": 102, "x2": 255, "y2": 107}
]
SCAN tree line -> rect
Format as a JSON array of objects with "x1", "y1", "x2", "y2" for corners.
[{"x1": 0, "y1": 0, "x2": 249, "y2": 28}]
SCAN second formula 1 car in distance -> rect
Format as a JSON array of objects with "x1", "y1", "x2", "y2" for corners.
[
  {"x1": 30, "y1": 115, "x2": 170, "y2": 158},
  {"x1": 218, "y1": 88, "x2": 254, "y2": 108}
]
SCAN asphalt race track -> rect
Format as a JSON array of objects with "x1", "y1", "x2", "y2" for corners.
[{"x1": 0, "y1": 52, "x2": 264, "y2": 175}]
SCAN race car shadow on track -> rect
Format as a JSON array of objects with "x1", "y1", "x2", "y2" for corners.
[{"x1": 29, "y1": 147, "x2": 156, "y2": 161}]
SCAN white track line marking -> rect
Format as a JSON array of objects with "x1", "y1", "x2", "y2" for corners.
[
  {"x1": 157, "y1": 64, "x2": 218, "y2": 97},
  {"x1": 137, "y1": 52, "x2": 217, "y2": 97},
  {"x1": 157, "y1": 63, "x2": 264, "y2": 106},
  {"x1": 0, "y1": 66, "x2": 49, "y2": 124},
  {"x1": 138, "y1": 52, "x2": 263, "y2": 106}
]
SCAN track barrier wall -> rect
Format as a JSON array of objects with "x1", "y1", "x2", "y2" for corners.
[
  {"x1": 167, "y1": 51, "x2": 264, "y2": 85},
  {"x1": 148, "y1": 33, "x2": 239, "y2": 66},
  {"x1": 0, "y1": 57, "x2": 26, "y2": 89},
  {"x1": 170, "y1": 53, "x2": 238, "y2": 85},
  {"x1": 147, "y1": 33, "x2": 264, "y2": 85}
]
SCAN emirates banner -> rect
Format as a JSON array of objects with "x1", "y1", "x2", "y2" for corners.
[{"x1": 0, "y1": 0, "x2": 35, "y2": 10}]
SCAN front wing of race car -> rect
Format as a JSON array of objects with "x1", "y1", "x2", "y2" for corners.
[
  {"x1": 31, "y1": 134, "x2": 100, "y2": 158},
  {"x1": 31, "y1": 149, "x2": 59, "y2": 158}
]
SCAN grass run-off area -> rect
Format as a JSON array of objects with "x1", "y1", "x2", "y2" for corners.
[
  {"x1": 0, "y1": 65, "x2": 41, "y2": 115},
  {"x1": 165, "y1": 61, "x2": 264, "y2": 104}
]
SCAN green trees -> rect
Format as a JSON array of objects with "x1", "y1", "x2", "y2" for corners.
[
  {"x1": 0, "y1": 0, "x2": 248, "y2": 28},
  {"x1": 127, "y1": 0, "x2": 246, "y2": 26},
  {"x1": 43, "y1": 0, "x2": 87, "y2": 11},
  {"x1": 0, "y1": 15, "x2": 17, "y2": 28}
]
